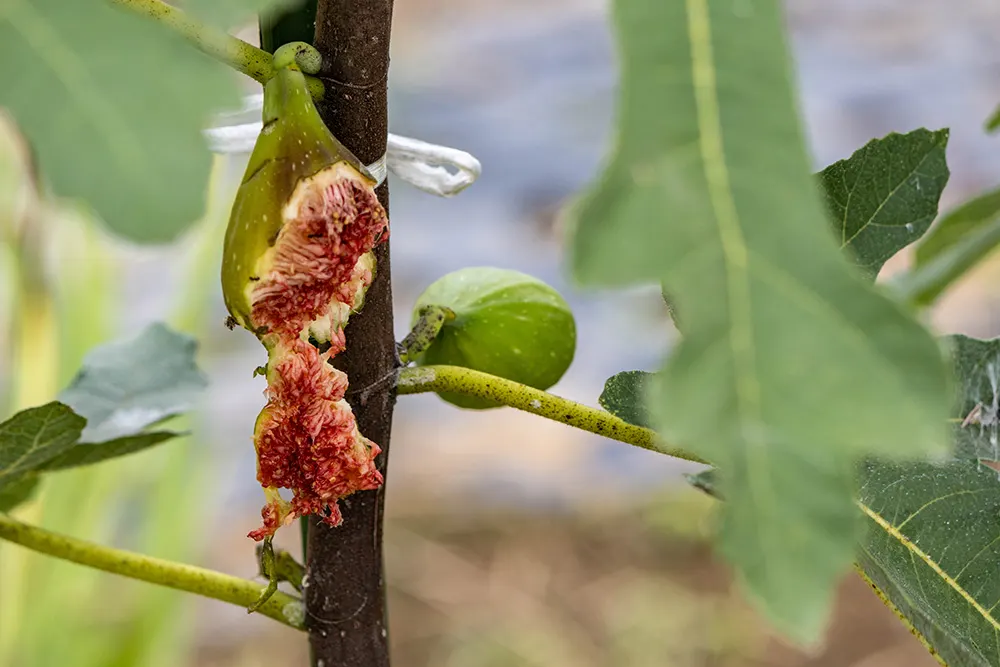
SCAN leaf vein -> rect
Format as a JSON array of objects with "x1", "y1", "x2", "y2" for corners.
[
  {"x1": 859, "y1": 500, "x2": 1000, "y2": 632},
  {"x1": 841, "y1": 146, "x2": 941, "y2": 248}
]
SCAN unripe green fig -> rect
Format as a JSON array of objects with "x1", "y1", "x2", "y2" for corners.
[{"x1": 411, "y1": 267, "x2": 576, "y2": 409}]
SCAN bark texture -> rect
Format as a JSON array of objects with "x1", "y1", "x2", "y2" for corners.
[{"x1": 307, "y1": 3, "x2": 395, "y2": 666}]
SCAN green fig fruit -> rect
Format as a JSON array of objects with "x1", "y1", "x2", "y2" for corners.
[{"x1": 411, "y1": 267, "x2": 577, "y2": 409}]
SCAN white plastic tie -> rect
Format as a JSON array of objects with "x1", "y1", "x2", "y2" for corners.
[
  {"x1": 385, "y1": 134, "x2": 480, "y2": 198},
  {"x1": 204, "y1": 95, "x2": 481, "y2": 197}
]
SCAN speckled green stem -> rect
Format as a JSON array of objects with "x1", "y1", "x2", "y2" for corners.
[
  {"x1": 396, "y1": 365, "x2": 707, "y2": 464},
  {"x1": 398, "y1": 305, "x2": 454, "y2": 365},
  {"x1": 110, "y1": 0, "x2": 324, "y2": 99},
  {"x1": 0, "y1": 513, "x2": 305, "y2": 630}
]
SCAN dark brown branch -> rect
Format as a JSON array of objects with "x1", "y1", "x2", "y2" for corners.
[{"x1": 306, "y1": 2, "x2": 396, "y2": 667}]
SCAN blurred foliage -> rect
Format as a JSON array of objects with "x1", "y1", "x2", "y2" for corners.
[
  {"x1": 568, "y1": 0, "x2": 951, "y2": 641},
  {"x1": 0, "y1": 151, "x2": 234, "y2": 667}
]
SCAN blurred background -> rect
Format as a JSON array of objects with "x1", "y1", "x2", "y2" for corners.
[{"x1": 1, "y1": 0, "x2": 998, "y2": 665}]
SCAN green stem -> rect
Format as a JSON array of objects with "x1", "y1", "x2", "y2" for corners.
[
  {"x1": 398, "y1": 305, "x2": 454, "y2": 365},
  {"x1": 109, "y1": 0, "x2": 324, "y2": 99},
  {"x1": 396, "y1": 365, "x2": 707, "y2": 464},
  {"x1": 0, "y1": 513, "x2": 305, "y2": 631}
]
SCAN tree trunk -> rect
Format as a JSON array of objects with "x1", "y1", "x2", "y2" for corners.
[{"x1": 305, "y1": 2, "x2": 396, "y2": 667}]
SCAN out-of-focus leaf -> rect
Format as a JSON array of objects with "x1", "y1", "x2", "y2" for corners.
[
  {"x1": 0, "y1": 113, "x2": 34, "y2": 245},
  {"x1": 0, "y1": 0, "x2": 239, "y2": 241},
  {"x1": 896, "y1": 187, "x2": 1000, "y2": 305},
  {"x1": 0, "y1": 474, "x2": 40, "y2": 512},
  {"x1": 0, "y1": 403, "x2": 84, "y2": 487},
  {"x1": 916, "y1": 187, "x2": 1000, "y2": 268},
  {"x1": 986, "y1": 104, "x2": 1000, "y2": 134},
  {"x1": 39, "y1": 431, "x2": 180, "y2": 472},
  {"x1": 901, "y1": 221, "x2": 1000, "y2": 307},
  {"x1": 684, "y1": 469, "x2": 720, "y2": 500},
  {"x1": 566, "y1": 0, "x2": 950, "y2": 643},
  {"x1": 259, "y1": 0, "x2": 316, "y2": 52},
  {"x1": 59, "y1": 323, "x2": 207, "y2": 443},
  {"x1": 185, "y1": 0, "x2": 307, "y2": 30},
  {"x1": 599, "y1": 371, "x2": 653, "y2": 429},
  {"x1": 819, "y1": 128, "x2": 949, "y2": 279}
]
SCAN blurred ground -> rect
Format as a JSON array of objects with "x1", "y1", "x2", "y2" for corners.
[{"x1": 191, "y1": 492, "x2": 939, "y2": 667}]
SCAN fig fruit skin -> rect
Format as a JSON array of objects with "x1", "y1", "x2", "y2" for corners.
[
  {"x1": 221, "y1": 62, "x2": 376, "y2": 334},
  {"x1": 412, "y1": 267, "x2": 576, "y2": 409}
]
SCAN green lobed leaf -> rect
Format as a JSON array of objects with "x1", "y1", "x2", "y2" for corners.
[
  {"x1": 0, "y1": 473, "x2": 40, "y2": 512},
  {"x1": 567, "y1": 0, "x2": 950, "y2": 642},
  {"x1": 857, "y1": 335, "x2": 1000, "y2": 666},
  {"x1": 599, "y1": 371, "x2": 653, "y2": 429},
  {"x1": 687, "y1": 335, "x2": 1000, "y2": 663},
  {"x1": 820, "y1": 128, "x2": 950, "y2": 279},
  {"x1": 0, "y1": 403, "x2": 85, "y2": 488},
  {"x1": 858, "y1": 458, "x2": 1000, "y2": 667},
  {"x1": 0, "y1": 0, "x2": 239, "y2": 242},
  {"x1": 38, "y1": 431, "x2": 180, "y2": 472},
  {"x1": 59, "y1": 323, "x2": 207, "y2": 443}
]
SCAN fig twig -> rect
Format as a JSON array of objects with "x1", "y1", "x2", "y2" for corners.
[
  {"x1": 396, "y1": 364, "x2": 707, "y2": 464},
  {"x1": 0, "y1": 513, "x2": 305, "y2": 630}
]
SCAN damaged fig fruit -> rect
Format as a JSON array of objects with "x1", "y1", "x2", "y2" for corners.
[
  {"x1": 221, "y1": 42, "x2": 388, "y2": 541},
  {"x1": 411, "y1": 267, "x2": 577, "y2": 409}
]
